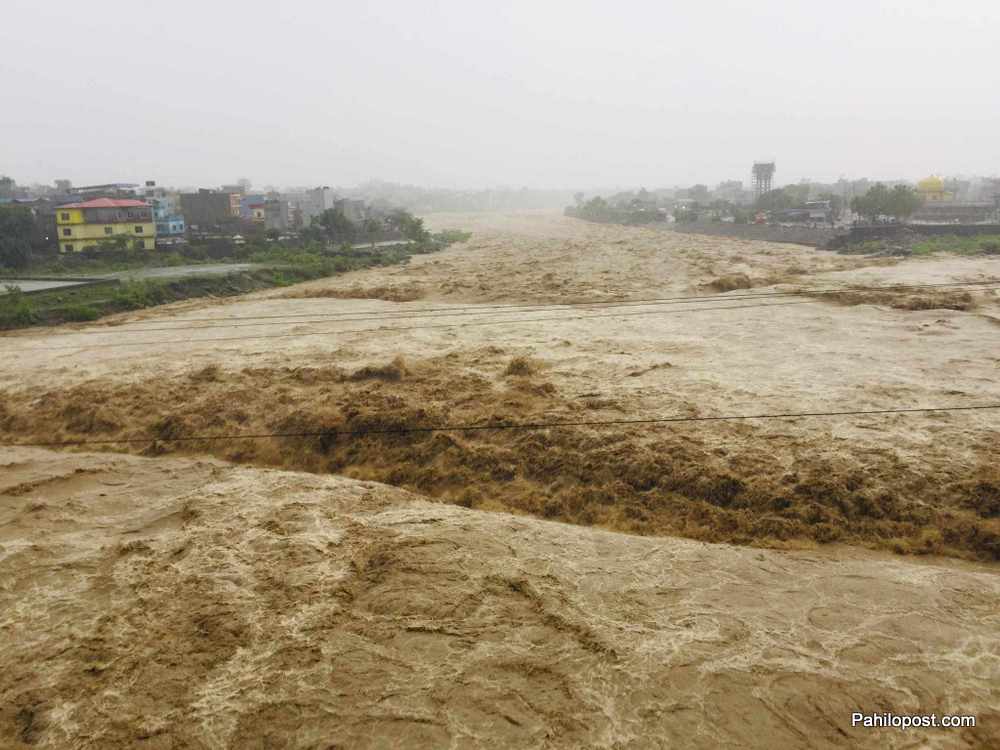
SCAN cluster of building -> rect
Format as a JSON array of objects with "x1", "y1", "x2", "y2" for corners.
[
  {"x1": 178, "y1": 185, "x2": 368, "y2": 238},
  {"x1": 4, "y1": 180, "x2": 375, "y2": 253},
  {"x1": 910, "y1": 175, "x2": 1000, "y2": 223},
  {"x1": 595, "y1": 163, "x2": 1000, "y2": 227}
]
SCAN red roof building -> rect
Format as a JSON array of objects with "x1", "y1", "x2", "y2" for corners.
[{"x1": 55, "y1": 198, "x2": 156, "y2": 253}]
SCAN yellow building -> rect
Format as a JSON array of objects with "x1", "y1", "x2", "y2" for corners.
[
  {"x1": 55, "y1": 198, "x2": 157, "y2": 252},
  {"x1": 916, "y1": 175, "x2": 952, "y2": 202}
]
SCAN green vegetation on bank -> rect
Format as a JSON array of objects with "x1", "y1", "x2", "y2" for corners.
[
  {"x1": 564, "y1": 196, "x2": 663, "y2": 224},
  {"x1": 0, "y1": 226, "x2": 466, "y2": 330},
  {"x1": 1, "y1": 232, "x2": 430, "y2": 279},
  {"x1": 838, "y1": 234, "x2": 1000, "y2": 257},
  {"x1": 432, "y1": 229, "x2": 472, "y2": 245},
  {"x1": 910, "y1": 234, "x2": 1000, "y2": 256}
]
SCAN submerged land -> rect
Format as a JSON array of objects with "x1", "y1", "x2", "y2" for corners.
[{"x1": 1, "y1": 211, "x2": 999, "y2": 747}]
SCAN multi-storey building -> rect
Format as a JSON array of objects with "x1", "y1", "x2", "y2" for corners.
[
  {"x1": 298, "y1": 186, "x2": 337, "y2": 224},
  {"x1": 151, "y1": 197, "x2": 186, "y2": 245},
  {"x1": 263, "y1": 199, "x2": 291, "y2": 231},
  {"x1": 55, "y1": 198, "x2": 156, "y2": 252},
  {"x1": 335, "y1": 198, "x2": 367, "y2": 224},
  {"x1": 180, "y1": 189, "x2": 240, "y2": 229}
]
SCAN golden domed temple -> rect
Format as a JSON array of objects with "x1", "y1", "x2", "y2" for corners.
[
  {"x1": 911, "y1": 175, "x2": 998, "y2": 223},
  {"x1": 916, "y1": 175, "x2": 951, "y2": 202}
]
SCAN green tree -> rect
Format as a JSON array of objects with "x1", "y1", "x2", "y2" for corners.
[
  {"x1": 0, "y1": 176, "x2": 16, "y2": 200},
  {"x1": 849, "y1": 183, "x2": 920, "y2": 224},
  {"x1": 314, "y1": 208, "x2": 357, "y2": 243},
  {"x1": 0, "y1": 284, "x2": 35, "y2": 327},
  {"x1": 300, "y1": 223, "x2": 324, "y2": 244},
  {"x1": 849, "y1": 193, "x2": 874, "y2": 223},
  {"x1": 577, "y1": 196, "x2": 615, "y2": 222},
  {"x1": 392, "y1": 210, "x2": 430, "y2": 242},
  {"x1": 0, "y1": 205, "x2": 34, "y2": 269},
  {"x1": 886, "y1": 184, "x2": 922, "y2": 223},
  {"x1": 783, "y1": 183, "x2": 811, "y2": 206},
  {"x1": 850, "y1": 183, "x2": 891, "y2": 224},
  {"x1": 362, "y1": 218, "x2": 381, "y2": 239},
  {"x1": 756, "y1": 188, "x2": 794, "y2": 211}
]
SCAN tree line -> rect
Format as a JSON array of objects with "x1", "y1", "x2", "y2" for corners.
[
  {"x1": 848, "y1": 183, "x2": 923, "y2": 224},
  {"x1": 564, "y1": 196, "x2": 663, "y2": 224},
  {"x1": 0, "y1": 205, "x2": 47, "y2": 270},
  {"x1": 300, "y1": 207, "x2": 429, "y2": 245}
]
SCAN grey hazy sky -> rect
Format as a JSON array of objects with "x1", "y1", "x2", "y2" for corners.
[{"x1": 2, "y1": 0, "x2": 998, "y2": 189}]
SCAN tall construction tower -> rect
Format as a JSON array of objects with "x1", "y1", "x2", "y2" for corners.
[{"x1": 752, "y1": 162, "x2": 776, "y2": 202}]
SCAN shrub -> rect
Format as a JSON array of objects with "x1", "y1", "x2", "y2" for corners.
[
  {"x1": 0, "y1": 286, "x2": 35, "y2": 327},
  {"x1": 61, "y1": 304, "x2": 101, "y2": 322},
  {"x1": 206, "y1": 239, "x2": 235, "y2": 259},
  {"x1": 434, "y1": 229, "x2": 472, "y2": 244},
  {"x1": 112, "y1": 280, "x2": 166, "y2": 310}
]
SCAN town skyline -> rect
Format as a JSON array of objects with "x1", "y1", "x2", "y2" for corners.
[{"x1": 5, "y1": 169, "x2": 999, "y2": 198}]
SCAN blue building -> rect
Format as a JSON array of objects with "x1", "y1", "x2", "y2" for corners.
[{"x1": 151, "y1": 196, "x2": 186, "y2": 246}]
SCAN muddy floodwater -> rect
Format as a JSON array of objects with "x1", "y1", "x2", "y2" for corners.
[{"x1": 1, "y1": 210, "x2": 998, "y2": 748}]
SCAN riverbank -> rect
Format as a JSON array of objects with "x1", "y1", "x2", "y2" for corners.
[{"x1": 0, "y1": 239, "x2": 460, "y2": 330}]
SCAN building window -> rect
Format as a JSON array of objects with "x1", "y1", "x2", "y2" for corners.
[
  {"x1": 60, "y1": 212, "x2": 70, "y2": 221},
  {"x1": 135, "y1": 225, "x2": 144, "y2": 233},
  {"x1": 104, "y1": 226, "x2": 114, "y2": 235},
  {"x1": 64, "y1": 244, "x2": 74, "y2": 252},
  {"x1": 62, "y1": 228, "x2": 72, "y2": 236}
]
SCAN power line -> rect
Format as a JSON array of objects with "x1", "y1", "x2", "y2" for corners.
[
  {"x1": 5, "y1": 403, "x2": 997, "y2": 448},
  {"x1": 18, "y1": 299, "x2": 818, "y2": 351},
  {"x1": 13, "y1": 278, "x2": 1000, "y2": 352},
  {"x1": 18, "y1": 280, "x2": 1000, "y2": 337}
]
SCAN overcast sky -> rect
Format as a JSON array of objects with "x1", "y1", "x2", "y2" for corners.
[{"x1": 2, "y1": 0, "x2": 998, "y2": 190}]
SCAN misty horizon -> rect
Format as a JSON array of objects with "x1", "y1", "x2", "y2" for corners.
[{"x1": 3, "y1": 0, "x2": 998, "y2": 190}]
